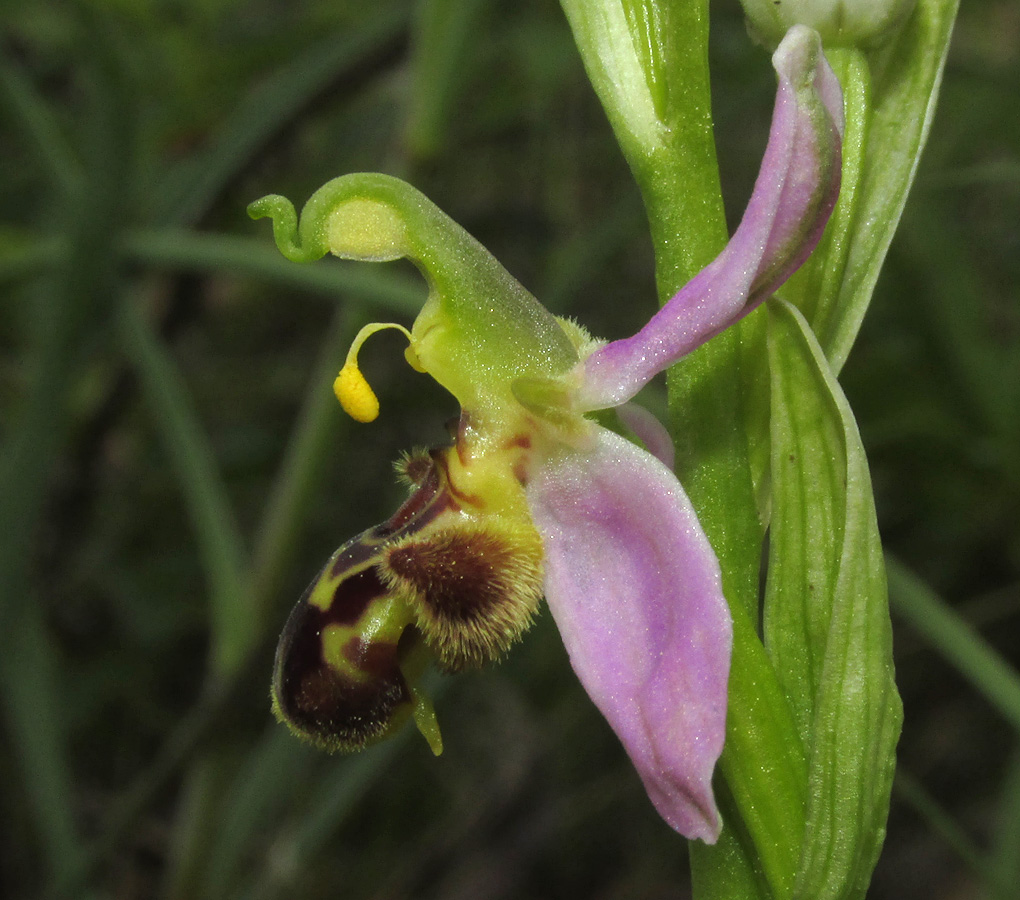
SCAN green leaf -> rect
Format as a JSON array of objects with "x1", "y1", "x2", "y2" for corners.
[
  {"x1": 765, "y1": 299, "x2": 902, "y2": 900},
  {"x1": 782, "y1": 0, "x2": 960, "y2": 370}
]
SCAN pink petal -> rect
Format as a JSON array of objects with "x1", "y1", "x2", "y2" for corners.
[
  {"x1": 526, "y1": 428, "x2": 732, "y2": 841},
  {"x1": 577, "y1": 25, "x2": 844, "y2": 411},
  {"x1": 616, "y1": 402, "x2": 675, "y2": 470}
]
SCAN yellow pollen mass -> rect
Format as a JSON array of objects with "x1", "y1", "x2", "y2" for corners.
[
  {"x1": 334, "y1": 364, "x2": 379, "y2": 423},
  {"x1": 334, "y1": 321, "x2": 418, "y2": 423}
]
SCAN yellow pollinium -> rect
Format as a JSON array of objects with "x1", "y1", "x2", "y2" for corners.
[
  {"x1": 334, "y1": 364, "x2": 379, "y2": 423},
  {"x1": 333, "y1": 321, "x2": 418, "y2": 424}
]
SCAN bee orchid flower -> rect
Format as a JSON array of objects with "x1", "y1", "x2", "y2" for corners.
[{"x1": 251, "y1": 25, "x2": 843, "y2": 844}]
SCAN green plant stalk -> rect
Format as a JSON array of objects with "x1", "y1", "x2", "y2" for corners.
[
  {"x1": 559, "y1": 4, "x2": 811, "y2": 894},
  {"x1": 709, "y1": 606, "x2": 808, "y2": 899}
]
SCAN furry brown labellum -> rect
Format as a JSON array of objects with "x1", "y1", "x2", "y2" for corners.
[
  {"x1": 271, "y1": 444, "x2": 543, "y2": 753},
  {"x1": 381, "y1": 518, "x2": 544, "y2": 672}
]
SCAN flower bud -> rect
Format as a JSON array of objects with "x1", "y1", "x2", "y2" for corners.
[{"x1": 742, "y1": 0, "x2": 916, "y2": 48}]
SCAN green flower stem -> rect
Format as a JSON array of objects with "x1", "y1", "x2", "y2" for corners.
[
  {"x1": 559, "y1": 3, "x2": 810, "y2": 894},
  {"x1": 559, "y1": 0, "x2": 728, "y2": 292}
]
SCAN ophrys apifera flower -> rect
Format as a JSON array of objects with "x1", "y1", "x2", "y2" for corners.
[{"x1": 251, "y1": 26, "x2": 843, "y2": 843}]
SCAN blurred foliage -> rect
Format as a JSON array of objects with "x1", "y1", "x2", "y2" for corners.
[{"x1": 0, "y1": 1, "x2": 1017, "y2": 898}]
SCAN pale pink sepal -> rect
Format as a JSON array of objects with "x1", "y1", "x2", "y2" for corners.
[
  {"x1": 526, "y1": 428, "x2": 732, "y2": 842},
  {"x1": 577, "y1": 25, "x2": 844, "y2": 411}
]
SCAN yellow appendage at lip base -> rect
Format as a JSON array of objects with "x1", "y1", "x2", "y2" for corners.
[{"x1": 333, "y1": 322, "x2": 417, "y2": 423}]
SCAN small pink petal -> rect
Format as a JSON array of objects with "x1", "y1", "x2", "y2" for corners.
[
  {"x1": 577, "y1": 25, "x2": 844, "y2": 411},
  {"x1": 616, "y1": 402, "x2": 675, "y2": 470},
  {"x1": 526, "y1": 428, "x2": 732, "y2": 841}
]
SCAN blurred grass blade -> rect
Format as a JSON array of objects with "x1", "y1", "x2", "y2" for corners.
[
  {"x1": 405, "y1": 0, "x2": 491, "y2": 160},
  {"x1": 894, "y1": 769, "x2": 1014, "y2": 900},
  {"x1": 0, "y1": 598, "x2": 84, "y2": 888},
  {"x1": 887, "y1": 557, "x2": 1020, "y2": 733},
  {"x1": 199, "y1": 730, "x2": 315, "y2": 900},
  {"x1": 120, "y1": 229, "x2": 424, "y2": 314},
  {"x1": 987, "y1": 747, "x2": 1020, "y2": 900},
  {"x1": 250, "y1": 305, "x2": 353, "y2": 621},
  {"x1": 0, "y1": 34, "x2": 131, "y2": 888},
  {"x1": 765, "y1": 299, "x2": 902, "y2": 900},
  {"x1": 117, "y1": 298, "x2": 250, "y2": 677},
  {"x1": 0, "y1": 232, "x2": 64, "y2": 286},
  {"x1": 160, "y1": 751, "x2": 236, "y2": 900},
  {"x1": 898, "y1": 207, "x2": 1016, "y2": 441},
  {"x1": 238, "y1": 730, "x2": 407, "y2": 900},
  {"x1": 153, "y1": 8, "x2": 410, "y2": 226},
  {"x1": 0, "y1": 55, "x2": 83, "y2": 197}
]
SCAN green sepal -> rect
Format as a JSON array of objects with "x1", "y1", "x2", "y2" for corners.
[
  {"x1": 249, "y1": 173, "x2": 577, "y2": 422},
  {"x1": 764, "y1": 299, "x2": 902, "y2": 900}
]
